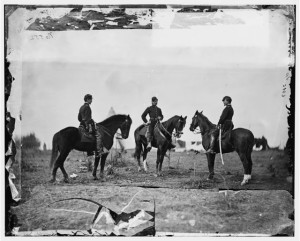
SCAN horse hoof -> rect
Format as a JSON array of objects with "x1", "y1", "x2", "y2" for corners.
[
  {"x1": 93, "y1": 176, "x2": 99, "y2": 180},
  {"x1": 64, "y1": 178, "x2": 69, "y2": 183},
  {"x1": 49, "y1": 179, "x2": 55, "y2": 183},
  {"x1": 241, "y1": 175, "x2": 251, "y2": 186},
  {"x1": 138, "y1": 167, "x2": 141, "y2": 172}
]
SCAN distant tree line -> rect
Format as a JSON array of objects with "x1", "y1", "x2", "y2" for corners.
[{"x1": 15, "y1": 133, "x2": 41, "y2": 150}]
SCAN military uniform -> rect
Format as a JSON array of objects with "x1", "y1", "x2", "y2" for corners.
[
  {"x1": 78, "y1": 97, "x2": 107, "y2": 157},
  {"x1": 141, "y1": 98, "x2": 163, "y2": 150},
  {"x1": 78, "y1": 103, "x2": 93, "y2": 131},
  {"x1": 218, "y1": 104, "x2": 234, "y2": 132},
  {"x1": 206, "y1": 96, "x2": 234, "y2": 153}
]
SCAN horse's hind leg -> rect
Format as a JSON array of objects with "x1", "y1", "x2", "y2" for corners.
[
  {"x1": 51, "y1": 150, "x2": 70, "y2": 183},
  {"x1": 238, "y1": 150, "x2": 252, "y2": 186},
  {"x1": 50, "y1": 163, "x2": 59, "y2": 183}
]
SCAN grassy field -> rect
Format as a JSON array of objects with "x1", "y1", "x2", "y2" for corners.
[{"x1": 12, "y1": 147, "x2": 293, "y2": 203}]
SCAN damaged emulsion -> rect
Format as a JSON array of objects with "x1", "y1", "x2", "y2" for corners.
[
  {"x1": 25, "y1": 5, "x2": 228, "y2": 31},
  {"x1": 27, "y1": 8, "x2": 153, "y2": 31}
]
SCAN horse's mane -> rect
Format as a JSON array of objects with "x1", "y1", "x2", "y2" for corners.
[
  {"x1": 162, "y1": 115, "x2": 180, "y2": 125},
  {"x1": 136, "y1": 124, "x2": 145, "y2": 131},
  {"x1": 98, "y1": 114, "x2": 128, "y2": 126},
  {"x1": 199, "y1": 112, "x2": 216, "y2": 128}
]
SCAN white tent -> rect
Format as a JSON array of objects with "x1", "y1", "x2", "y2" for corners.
[
  {"x1": 107, "y1": 107, "x2": 125, "y2": 152},
  {"x1": 185, "y1": 141, "x2": 205, "y2": 152},
  {"x1": 174, "y1": 139, "x2": 186, "y2": 152}
]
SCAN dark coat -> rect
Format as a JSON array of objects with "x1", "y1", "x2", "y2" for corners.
[
  {"x1": 78, "y1": 103, "x2": 93, "y2": 125},
  {"x1": 141, "y1": 105, "x2": 163, "y2": 123},
  {"x1": 218, "y1": 105, "x2": 234, "y2": 132}
]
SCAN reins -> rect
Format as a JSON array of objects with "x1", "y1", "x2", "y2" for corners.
[
  {"x1": 158, "y1": 122, "x2": 174, "y2": 137},
  {"x1": 96, "y1": 116, "x2": 129, "y2": 138},
  {"x1": 96, "y1": 124, "x2": 114, "y2": 137}
]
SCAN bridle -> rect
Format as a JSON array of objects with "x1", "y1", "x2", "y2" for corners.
[
  {"x1": 120, "y1": 117, "x2": 131, "y2": 138},
  {"x1": 159, "y1": 117, "x2": 185, "y2": 138},
  {"x1": 191, "y1": 114, "x2": 216, "y2": 135},
  {"x1": 190, "y1": 115, "x2": 203, "y2": 135}
]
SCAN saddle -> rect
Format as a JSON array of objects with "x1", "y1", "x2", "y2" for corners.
[
  {"x1": 138, "y1": 123, "x2": 174, "y2": 149},
  {"x1": 219, "y1": 130, "x2": 232, "y2": 141},
  {"x1": 78, "y1": 125, "x2": 96, "y2": 143}
]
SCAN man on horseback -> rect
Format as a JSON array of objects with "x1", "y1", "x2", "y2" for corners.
[
  {"x1": 78, "y1": 94, "x2": 108, "y2": 158},
  {"x1": 141, "y1": 97, "x2": 164, "y2": 151},
  {"x1": 206, "y1": 96, "x2": 234, "y2": 154}
]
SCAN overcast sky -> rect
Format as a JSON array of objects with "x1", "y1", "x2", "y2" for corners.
[{"x1": 7, "y1": 7, "x2": 292, "y2": 149}]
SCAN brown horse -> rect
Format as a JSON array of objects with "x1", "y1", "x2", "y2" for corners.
[
  {"x1": 134, "y1": 115, "x2": 187, "y2": 176},
  {"x1": 50, "y1": 114, "x2": 132, "y2": 183},
  {"x1": 190, "y1": 111, "x2": 254, "y2": 185}
]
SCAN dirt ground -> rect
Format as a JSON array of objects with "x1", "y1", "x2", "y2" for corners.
[{"x1": 10, "y1": 148, "x2": 294, "y2": 235}]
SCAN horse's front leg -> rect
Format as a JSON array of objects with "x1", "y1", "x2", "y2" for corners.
[
  {"x1": 206, "y1": 153, "x2": 216, "y2": 180},
  {"x1": 99, "y1": 153, "x2": 109, "y2": 182},
  {"x1": 158, "y1": 149, "x2": 167, "y2": 176},
  {"x1": 155, "y1": 148, "x2": 162, "y2": 177},
  {"x1": 142, "y1": 145, "x2": 149, "y2": 172},
  {"x1": 136, "y1": 154, "x2": 141, "y2": 172},
  {"x1": 92, "y1": 155, "x2": 100, "y2": 180}
]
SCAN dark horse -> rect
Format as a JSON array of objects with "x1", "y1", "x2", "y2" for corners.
[
  {"x1": 50, "y1": 114, "x2": 132, "y2": 183},
  {"x1": 190, "y1": 111, "x2": 254, "y2": 185},
  {"x1": 134, "y1": 115, "x2": 187, "y2": 176},
  {"x1": 254, "y1": 136, "x2": 270, "y2": 151}
]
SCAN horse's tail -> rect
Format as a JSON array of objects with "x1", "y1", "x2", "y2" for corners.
[
  {"x1": 50, "y1": 132, "x2": 60, "y2": 171},
  {"x1": 246, "y1": 130, "x2": 255, "y2": 156}
]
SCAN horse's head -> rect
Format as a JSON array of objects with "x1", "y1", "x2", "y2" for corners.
[
  {"x1": 119, "y1": 115, "x2": 132, "y2": 139},
  {"x1": 174, "y1": 115, "x2": 187, "y2": 138},
  {"x1": 190, "y1": 110, "x2": 202, "y2": 132}
]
